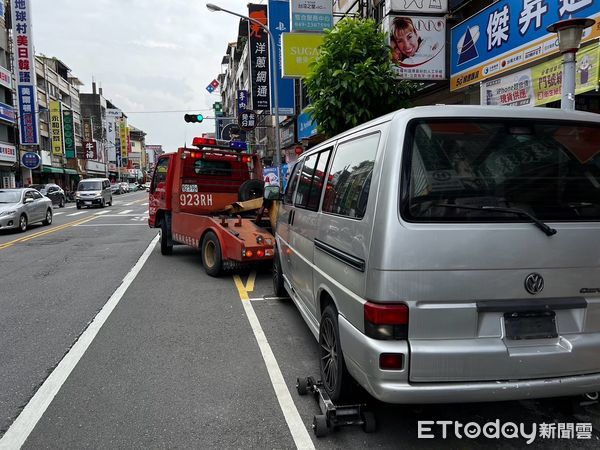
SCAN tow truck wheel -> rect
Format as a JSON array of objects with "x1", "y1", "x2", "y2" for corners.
[
  {"x1": 202, "y1": 231, "x2": 222, "y2": 277},
  {"x1": 160, "y1": 220, "x2": 173, "y2": 255}
]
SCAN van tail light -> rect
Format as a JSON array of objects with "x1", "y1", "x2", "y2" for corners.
[
  {"x1": 364, "y1": 302, "x2": 408, "y2": 340},
  {"x1": 380, "y1": 353, "x2": 404, "y2": 370}
]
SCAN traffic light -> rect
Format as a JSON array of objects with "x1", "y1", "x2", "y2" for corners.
[{"x1": 184, "y1": 113, "x2": 204, "y2": 123}]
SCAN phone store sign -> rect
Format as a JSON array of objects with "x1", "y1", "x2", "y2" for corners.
[{"x1": 450, "y1": 0, "x2": 600, "y2": 90}]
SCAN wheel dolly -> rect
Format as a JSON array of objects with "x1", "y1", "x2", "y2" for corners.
[{"x1": 296, "y1": 376, "x2": 376, "y2": 437}]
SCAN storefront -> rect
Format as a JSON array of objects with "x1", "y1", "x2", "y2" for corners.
[
  {"x1": 0, "y1": 143, "x2": 17, "y2": 188},
  {"x1": 449, "y1": 0, "x2": 600, "y2": 110}
]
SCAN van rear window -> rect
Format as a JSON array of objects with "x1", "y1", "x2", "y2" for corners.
[{"x1": 402, "y1": 119, "x2": 600, "y2": 222}]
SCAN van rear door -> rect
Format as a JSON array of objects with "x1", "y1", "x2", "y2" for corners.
[{"x1": 395, "y1": 118, "x2": 600, "y2": 382}]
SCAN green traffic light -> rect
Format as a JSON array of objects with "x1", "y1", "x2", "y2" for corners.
[{"x1": 184, "y1": 113, "x2": 204, "y2": 123}]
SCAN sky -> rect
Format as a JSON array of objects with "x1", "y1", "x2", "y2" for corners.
[{"x1": 31, "y1": 0, "x2": 260, "y2": 152}]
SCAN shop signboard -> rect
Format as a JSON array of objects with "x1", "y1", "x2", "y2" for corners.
[
  {"x1": 0, "y1": 144, "x2": 16, "y2": 163},
  {"x1": 291, "y1": 0, "x2": 332, "y2": 32},
  {"x1": 237, "y1": 90, "x2": 249, "y2": 114},
  {"x1": 0, "y1": 102, "x2": 16, "y2": 123},
  {"x1": 481, "y1": 43, "x2": 600, "y2": 107},
  {"x1": 248, "y1": 4, "x2": 270, "y2": 111},
  {"x1": 50, "y1": 100, "x2": 64, "y2": 156},
  {"x1": 281, "y1": 32, "x2": 324, "y2": 78},
  {"x1": 385, "y1": 15, "x2": 446, "y2": 80},
  {"x1": 451, "y1": 0, "x2": 600, "y2": 91},
  {"x1": 83, "y1": 141, "x2": 97, "y2": 160},
  {"x1": 119, "y1": 118, "x2": 128, "y2": 163},
  {"x1": 0, "y1": 66, "x2": 12, "y2": 90},
  {"x1": 385, "y1": 0, "x2": 448, "y2": 14},
  {"x1": 269, "y1": 0, "x2": 295, "y2": 116},
  {"x1": 297, "y1": 110, "x2": 317, "y2": 139},
  {"x1": 11, "y1": 0, "x2": 39, "y2": 145},
  {"x1": 62, "y1": 109, "x2": 75, "y2": 158},
  {"x1": 263, "y1": 166, "x2": 280, "y2": 187},
  {"x1": 21, "y1": 151, "x2": 41, "y2": 169}
]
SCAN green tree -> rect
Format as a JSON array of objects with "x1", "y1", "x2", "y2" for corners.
[{"x1": 304, "y1": 17, "x2": 415, "y2": 138}]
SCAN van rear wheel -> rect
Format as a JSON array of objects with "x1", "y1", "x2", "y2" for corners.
[
  {"x1": 202, "y1": 231, "x2": 222, "y2": 277},
  {"x1": 319, "y1": 305, "x2": 354, "y2": 402}
]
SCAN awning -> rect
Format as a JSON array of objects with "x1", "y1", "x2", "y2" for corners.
[
  {"x1": 42, "y1": 166, "x2": 64, "y2": 174},
  {"x1": 63, "y1": 168, "x2": 79, "y2": 175}
]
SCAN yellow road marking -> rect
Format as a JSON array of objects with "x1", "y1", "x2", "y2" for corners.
[
  {"x1": 0, "y1": 215, "x2": 98, "y2": 251},
  {"x1": 233, "y1": 270, "x2": 257, "y2": 301}
]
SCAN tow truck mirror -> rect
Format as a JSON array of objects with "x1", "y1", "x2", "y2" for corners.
[{"x1": 263, "y1": 185, "x2": 281, "y2": 201}]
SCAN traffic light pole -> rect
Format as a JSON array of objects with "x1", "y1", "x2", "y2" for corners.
[{"x1": 207, "y1": 3, "x2": 282, "y2": 185}]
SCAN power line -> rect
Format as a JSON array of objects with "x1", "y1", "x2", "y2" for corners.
[{"x1": 123, "y1": 108, "x2": 214, "y2": 114}]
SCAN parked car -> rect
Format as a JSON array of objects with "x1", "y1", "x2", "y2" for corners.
[
  {"x1": 128, "y1": 182, "x2": 138, "y2": 192},
  {"x1": 272, "y1": 105, "x2": 600, "y2": 406},
  {"x1": 29, "y1": 183, "x2": 66, "y2": 208},
  {"x1": 0, "y1": 188, "x2": 53, "y2": 232},
  {"x1": 120, "y1": 182, "x2": 130, "y2": 193},
  {"x1": 110, "y1": 183, "x2": 123, "y2": 195}
]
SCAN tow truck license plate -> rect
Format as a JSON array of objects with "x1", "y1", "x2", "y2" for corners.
[{"x1": 504, "y1": 311, "x2": 557, "y2": 340}]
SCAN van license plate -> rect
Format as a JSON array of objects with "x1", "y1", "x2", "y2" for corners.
[
  {"x1": 504, "y1": 311, "x2": 557, "y2": 340},
  {"x1": 84, "y1": 201, "x2": 91, "y2": 205}
]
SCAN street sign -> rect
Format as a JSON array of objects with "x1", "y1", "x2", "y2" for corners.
[
  {"x1": 83, "y1": 141, "x2": 97, "y2": 159},
  {"x1": 21, "y1": 151, "x2": 41, "y2": 169},
  {"x1": 238, "y1": 110, "x2": 258, "y2": 131}
]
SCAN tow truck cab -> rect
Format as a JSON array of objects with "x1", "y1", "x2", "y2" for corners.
[{"x1": 148, "y1": 137, "x2": 274, "y2": 275}]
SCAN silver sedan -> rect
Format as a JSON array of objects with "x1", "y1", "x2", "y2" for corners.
[{"x1": 0, "y1": 188, "x2": 53, "y2": 232}]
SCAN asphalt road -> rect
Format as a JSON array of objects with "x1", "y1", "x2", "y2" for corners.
[{"x1": 1, "y1": 191, "x2": 600, "y2": 448}]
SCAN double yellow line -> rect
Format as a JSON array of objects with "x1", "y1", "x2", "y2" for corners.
[{"x1": 0, "y1": 215, "x2": 98, "y2": 251}]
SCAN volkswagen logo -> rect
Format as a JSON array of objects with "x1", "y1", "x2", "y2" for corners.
[{"x1": 524, "y1": 273, "x2": 544, "y2": 295}]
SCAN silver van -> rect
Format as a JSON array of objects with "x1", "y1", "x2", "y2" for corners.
[
  {"x1": 272, "y1": 105, "x2": 600, "y2": 404},
  {"x1": 75, "y1": 178, "x2": 112, "y2": 209}
]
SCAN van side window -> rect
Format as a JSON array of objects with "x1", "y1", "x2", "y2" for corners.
[
  {"x1": 294, "y1": 149, "x2": 332, "y2": 211},
  {"x1": 283, "y1": 161, "x2": 302, "y2": 204},
  {"x1": 322, "y1": 133, "x2": 380, "y2": 219}
]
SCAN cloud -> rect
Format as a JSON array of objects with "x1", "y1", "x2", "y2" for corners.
[{"x1": 129, "y1": 40, "x2": 180, "y2": 50}]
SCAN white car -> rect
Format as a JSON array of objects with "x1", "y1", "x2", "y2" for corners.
[{"x1": 0, "y1": 188, "x2": 53, "y2": 232}]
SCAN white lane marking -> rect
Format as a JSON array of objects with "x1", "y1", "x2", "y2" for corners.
[
  {"x1": 52, "y1": 212, "x2": 64, "y2": 216},
  {"x1": 142, "y1": 202, "x2": 149, "y2": 206},
  {"x1": 240, "y1": 300, "x2": 315, "y2": 449},
  {"x1": 118, "y1": 209, "x2": 133, "y2": 215},
  {"x1": 94, "y1": 210, "x2": 112, "y2": 215},
  {"x1": 0, "y1": 234, "x2": 160, "y2": 449},
  {"x1": 66, "y1": 211, "x2": 86, "y2": 216},
  {"x1": 65, "y1": 205, "x2": 76, "y2": 209},
  {"x1": 75, "y1": 223, "x2": 147, "y2": 227},
  {"x1": 233, "y1": 274, "x2": 314, "y2": 449},
  {"x1": 96, "y1": 214, "x2": 145, "y2": 217},
  {"x1": 123, "y1": 202, "x2": 135, "y2": 206}
]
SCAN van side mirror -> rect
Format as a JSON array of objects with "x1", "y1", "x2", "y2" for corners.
[{"x1": 263, "y1": 185, "x2": 281, "y2": 201}]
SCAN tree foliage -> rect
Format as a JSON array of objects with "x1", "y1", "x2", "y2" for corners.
[{"x1": 304, "y1": 17, "x2": 415, "y2": 138}]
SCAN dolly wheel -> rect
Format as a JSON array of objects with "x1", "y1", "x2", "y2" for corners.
[
  {"x1": 296, "y1": 377, "x2": 308, "y2": 396},
  {"x1": 313, "y1": 414, "x2": 328, "y2": 438},
  {"x1": 362, "y1": 411, "x2": 376, "y2": 433}
]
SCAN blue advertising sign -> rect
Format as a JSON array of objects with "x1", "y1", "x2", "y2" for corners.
[
  {"x1": 21, "y1": 151, "x2": 41, "y2": 170},
  {"x1": 450, "y1": 0, "x2": 600, "y2": 91},
  {"x1": 297, "y1": 110, "x2": 317, "y2": 140},
  {"x1": 0, "y1": 102, "x2": 16, "y2": 123},
  {"x1": 237, "y1": 90, "x2": 249, "y2": 113},
  {"x1": 263, "y1": 166, "x2": 280, "y2": 187},
  {"x1": 269, "y1": 0, "x2": 296, "y2": 116}
]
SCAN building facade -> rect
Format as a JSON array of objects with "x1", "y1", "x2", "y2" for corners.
[{"x1": 0, "y1": 2, "x2": 17, "y2": 189}]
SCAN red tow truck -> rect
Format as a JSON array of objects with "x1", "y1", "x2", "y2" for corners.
[{"x1": 148, "y1": 137, "x2": 275, "y2": 276}]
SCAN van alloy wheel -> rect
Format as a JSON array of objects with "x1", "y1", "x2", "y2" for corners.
[{"x1": 319, "y1": 305, "x2": 354, "y2": 401}]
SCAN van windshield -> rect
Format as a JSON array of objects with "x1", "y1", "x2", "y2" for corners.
[
  {"x1": 78, "y1": 181, "x2": 102, "y2": 191},
  {"x1": 403, "y1": 119, "x2": 600, "y2": 222}
]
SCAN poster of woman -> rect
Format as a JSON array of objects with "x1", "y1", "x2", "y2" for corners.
[{"x1": 386, "y1": 15, "x2": 446, "y2": 80}]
